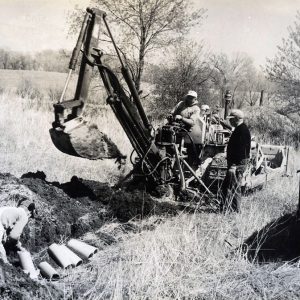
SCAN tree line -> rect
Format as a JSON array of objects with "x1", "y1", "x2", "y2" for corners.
[
  {"x1": 0, "y1": 48, "x2": 70, "y2": 73},
  {"x1": 145, "y1": 44, "x2": 272, "y2": 117},
  {"x1": 2, "y1": 0, "x2": 299, "y2": 118},
  {"x1": 69, "y1": 0, "x2": 298, "y2": 117}
]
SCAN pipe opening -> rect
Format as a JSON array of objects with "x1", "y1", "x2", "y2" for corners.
[{"x1": 51, "y1": 274, "x2": 60, "y2": 281}]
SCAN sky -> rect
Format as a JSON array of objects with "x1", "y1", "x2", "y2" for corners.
[
  {"x1": 193, "y1": 0, "x2": 300, "y2": 66},
  {"x1": 0, "y1": 0, "x2": 299, "y2": 67}
]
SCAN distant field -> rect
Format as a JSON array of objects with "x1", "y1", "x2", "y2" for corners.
[
  {"x1": 5, "y1": 71, "x2": 114, "y2": 110},
  {"x1": 0, "y1": 91, "x2": 131, "y2": 183},
  {"x1": 0, "y1": 69, "x2": 154, "y2": 111},
  {"x1": 0, "y1": 69, "x2": 71, "y2": 90}
]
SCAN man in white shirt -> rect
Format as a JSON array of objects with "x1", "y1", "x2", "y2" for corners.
[
  {"x1": 0, "y1": 203, "x2": 35, "y2": 263},
  {"x1": 171, "y1": 90, "x2": 203, "y2": 169}
]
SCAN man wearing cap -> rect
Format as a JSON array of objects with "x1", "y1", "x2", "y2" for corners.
[
  {"x1": 172, "y1": 90, "x2": 200, "y2": 126},
  {"x1": 171, "y1": 90, "x2": 202, "y2": 168},
  {"x1": 200, "y1": 104, "x2": 210, "y2": 119},
  {"x1": 0, "y1": 203, "x2": 36, "y2": 264},
  {"x1": 221, "y1": 109, "x2": 251, "y2": 213}
]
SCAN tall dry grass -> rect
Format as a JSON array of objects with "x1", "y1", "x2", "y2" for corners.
[
  {"x1": 1, "y1": 70, "x2": 300, "y2": 299},
  {"x1": 60, "y1": 168, "x2": 300, "y2": 299},
  {"x1": 0, "y1": 90, "x2": 131, "y2": 183}
]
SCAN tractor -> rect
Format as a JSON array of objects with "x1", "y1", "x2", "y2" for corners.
[{"x1": 50, "y1": 7, "x2": 290, "y2": 205}]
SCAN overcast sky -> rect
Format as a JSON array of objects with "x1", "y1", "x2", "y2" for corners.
[{"x1": 0, "y1": 0, "x2": 299, "y2": 67}]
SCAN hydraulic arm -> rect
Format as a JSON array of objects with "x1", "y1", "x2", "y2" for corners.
[{"x1": 50, "y1": 7, "x2": 162, "y2": 182}]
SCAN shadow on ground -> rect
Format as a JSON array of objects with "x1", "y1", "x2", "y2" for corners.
[{"x1": 243, "y1": 213, "x2": 300, "y2": 262}]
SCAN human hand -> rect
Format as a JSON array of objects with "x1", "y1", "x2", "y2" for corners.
[
  {"x1": 229, "y1": 165, "x2": 237, "y2": 173},
  {"x1": 175, "y1": 115, "x2": 183, "y2": 121},
  {"x1": 16, "y1": 241, "x2": 25, "y2": 252}
]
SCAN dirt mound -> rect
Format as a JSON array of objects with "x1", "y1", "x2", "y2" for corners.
[
  {"x1": 0, "y1": 171, "x2": 114, "y2": 299},
  {"x1": 18, "y1": 173, "x2": 113, "y2": 255},
  {"x1": 0, "y1": 170, "x2": 190, "y2": 299},
  {"x1": 109, "y1": 189, "x2": 179, "y2": 222},
  {"x1": 0, "y1": 261, "x2": 62, "y2": 300},
  {"x1": 242, "y1": 213, "x2": 300, "y2": 262}
]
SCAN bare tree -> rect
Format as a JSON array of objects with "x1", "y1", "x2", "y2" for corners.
[
  {"x1": 209, "y1": 53, "x2": 256, "y2": 108},
  {"x1": 265, "y1": 11, "x2": 300, "y2": 113},
  {"x1": 150, "y1": 40, "x2": 212, "y2": 116},
  {"x1": 69, "y1": 0, "x2": 206, "y2": 91},
  {"x1": 244, "y1": 72, "x2": 268, "y2": 107}
]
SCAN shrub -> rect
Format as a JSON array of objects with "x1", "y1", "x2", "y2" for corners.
[{"x1": 246, "y1": 106, "x2": 300, "y2": 148}]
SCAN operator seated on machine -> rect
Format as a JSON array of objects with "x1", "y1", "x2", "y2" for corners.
[{"x1": 171, "y1": 90, "x2": 205, "y2": 169}]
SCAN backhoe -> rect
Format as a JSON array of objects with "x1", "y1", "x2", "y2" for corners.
[{"x1": 50, "y1": 7, "x2": 290, "y2": 203}]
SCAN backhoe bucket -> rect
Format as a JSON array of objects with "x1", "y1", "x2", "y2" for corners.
[{"x1": 50, "y1": 117, "x2": 124, "y2": 160}]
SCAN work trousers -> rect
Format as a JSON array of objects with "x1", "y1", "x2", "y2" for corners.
[
  {"x1": 220, "y1": 160, "x2": 249, "y2": 213},
  {"x1": 186, "y1": 144, "x2": 202, "y2": 170}
]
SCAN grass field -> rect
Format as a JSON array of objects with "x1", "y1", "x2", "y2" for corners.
[
  {"x1": 0, "y1": 70, "x2": 131, "y2": 183},
  {"x1": 1, "y1": 69, "x2": 300, "y2": 299},
  {"x1": 61, "y1": 172, "x2": 300, "y2": 299},
  {"x1": 0, "y1": 69, "x2": 67, "y2": 90},
  {"x1": 0, "y1": 91, "x2": 131, "y2": 183}
]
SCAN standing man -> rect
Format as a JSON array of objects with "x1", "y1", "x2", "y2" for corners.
[
  {"x1": 0, "y1": 203, "x2": 35, "y2": 264},
  {"x1": 171, "y1": 90, "x2": 203, "y2": 168},
  {"x1": 221, "y1": 109, "x2": 251, "y2": 213}
]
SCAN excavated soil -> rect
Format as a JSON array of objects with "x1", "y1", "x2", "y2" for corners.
[
  {"x1": 0, "y1": 261, "x2": 63, "y2": 300},
  {"x1": 0, "y1": 170, "x2": 182, "y2": 299},
  {"x1": 0, "y1": 171, "x2": 114, "y2": 299},
  {"x1": 50, "y1": 121, "x2": 125, "y2": 161}
]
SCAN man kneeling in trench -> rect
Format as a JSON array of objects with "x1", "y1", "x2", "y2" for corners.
[{"x1": 0, "y1": 203, "x2": 36, "y2": 264}]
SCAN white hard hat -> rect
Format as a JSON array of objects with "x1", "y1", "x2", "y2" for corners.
[
  {"x1": 201, "y1": 104, "x2": 210, "y2": 111},
  {"x1": 186, "y1": 90, "x2": 197, "y2": 98}
]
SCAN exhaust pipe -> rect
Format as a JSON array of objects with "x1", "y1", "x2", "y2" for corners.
[
  {"x1": 38, "y1": 262, "x2": 60, "y2": 281},
  {"x1": 67, "y1": 239, "x2": 98, "y2": 260},
  {"x1": 48, "y1": 243, "x2": 72, "y2": 269},
  {"x1": 224, "y1": 90, "x2": 232, "y2": 119},
  {"x1": 18, "y1": 250, "x2": 39, "y2": 279}
]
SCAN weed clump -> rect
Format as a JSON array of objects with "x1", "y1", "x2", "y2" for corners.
[
  {"x1": 246, "y1": 106, "x2": 300, "y2": 147},
  {"x1": 16, "y1": 78, "x2": 43, "y2": 101}
]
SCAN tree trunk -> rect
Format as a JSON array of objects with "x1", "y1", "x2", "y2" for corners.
[
  {"x1": 135, "y1": 55, "x2": 144, "y2": 92},
  {"x1": 259, "y1": 90, "x2": 264, "y2": 106},
  {"x1": 135, "y1": 27, "x2": 146, "y2": 92},
  {"x1": 220, "y1": 88, "x2": 225, "y2": 107}
]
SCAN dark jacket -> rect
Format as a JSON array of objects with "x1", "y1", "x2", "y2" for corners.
[{"x1": 226, "y1": 122, "x2": 251, "y2": 165}]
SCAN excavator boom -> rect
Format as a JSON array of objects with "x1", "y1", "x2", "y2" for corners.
[{"x1": 50, "y1": 7, "x2": 162, "y2": 182}]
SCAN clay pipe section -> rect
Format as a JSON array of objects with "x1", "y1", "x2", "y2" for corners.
[
  {"x1": 48, "y1": 243, "x2": 73, "y2": 269},
  {"x1": 60, "y1": 245, "x2": 83, "y2": 267},
  {"x1": 38, "y1": 262, "x2": 60, "y2": 281},
  {"x1": 67, "y1": 239, "x2": 98, "y2": 260},
  {"x1": 18, "y1": 250, "x2": 39, "y2": 279}
]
